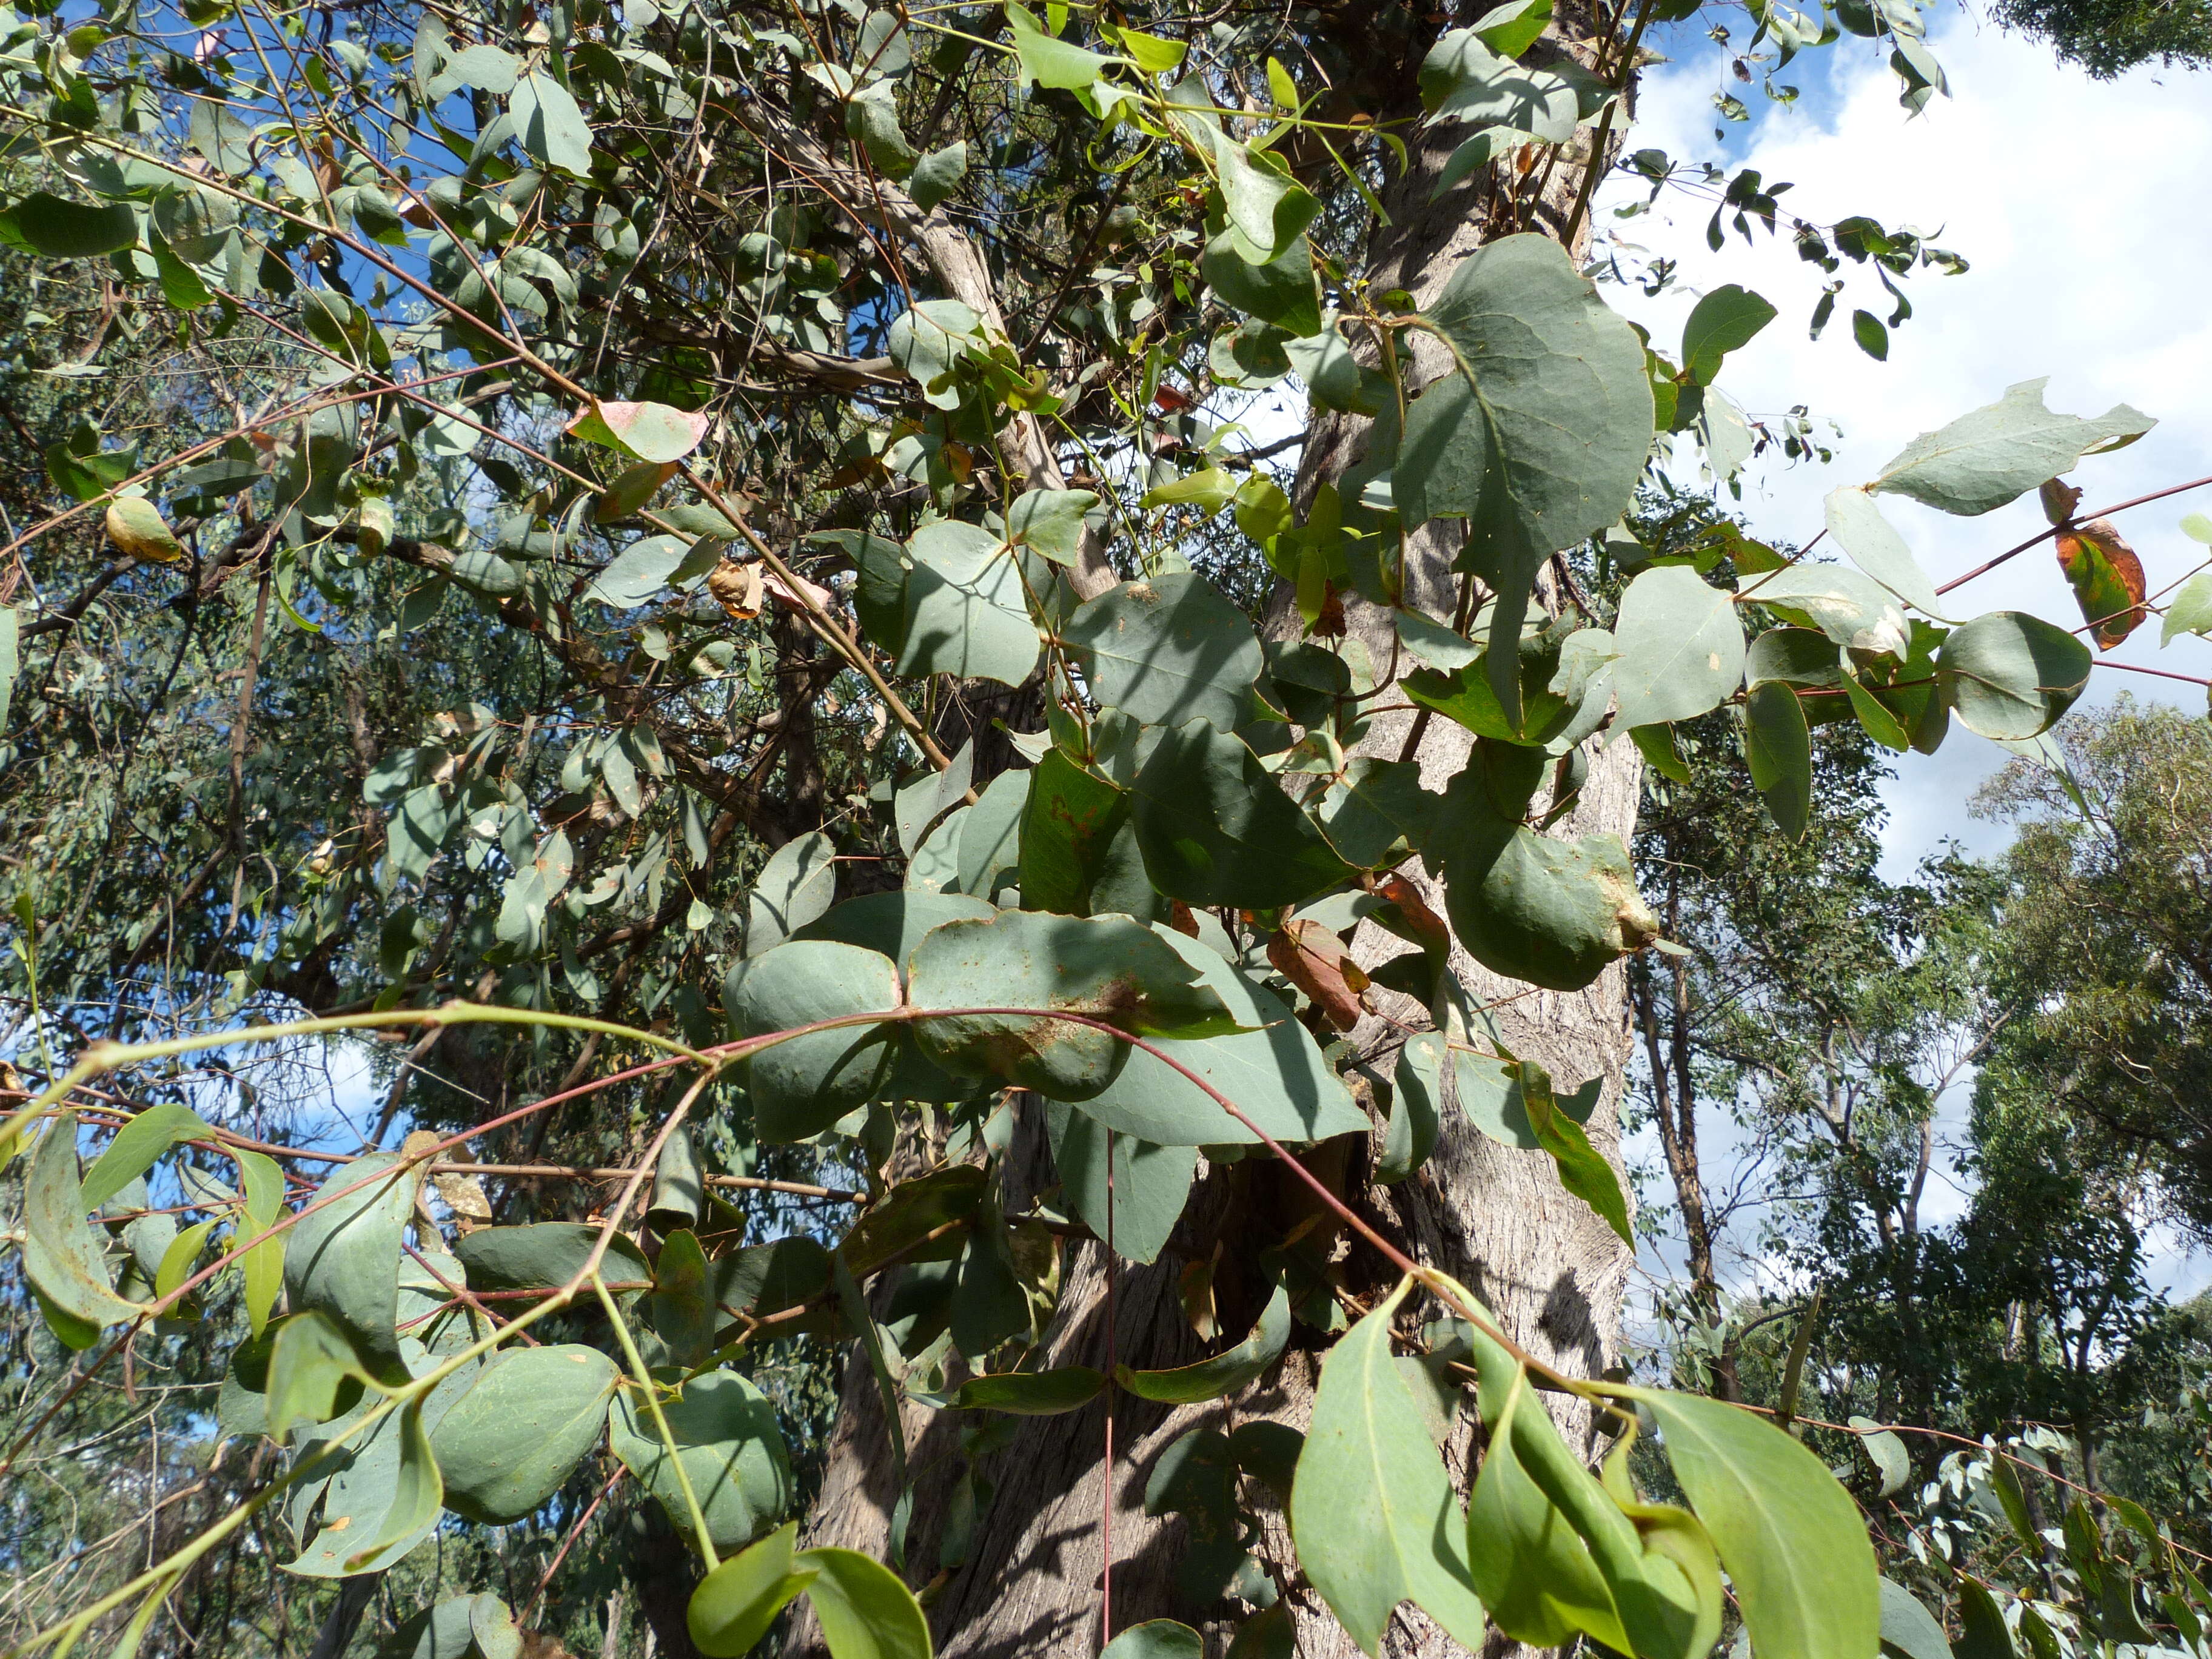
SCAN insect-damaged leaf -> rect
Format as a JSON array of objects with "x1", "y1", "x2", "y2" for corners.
[{"x1": 908, "y1": 909, "x2": 1239, "y2": 1101}]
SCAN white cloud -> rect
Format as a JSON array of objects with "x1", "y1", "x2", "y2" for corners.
[{"x1": 1604, "y1": 19, "x2": 2212, "y2": 873}]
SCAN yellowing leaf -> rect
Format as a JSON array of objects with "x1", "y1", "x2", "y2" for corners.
[{"x1": 106, "y1": 496, "x2": 184, "y2": 563}]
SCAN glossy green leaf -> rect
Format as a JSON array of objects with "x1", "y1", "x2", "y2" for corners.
[
  {"x1": 1005, "y1": 3, "x2": 1114, "y2": 90},
  {"x1": 1290, "y1": 1281, "x2": 1489, "y2": 1654},
  {"x1": 611, "y1": 1370, "x2": 795, "y2": 1553},
  {"x1": 1062, "y1": 574, "x2": 1267, "y2": 733},
  {"x1": 1680, "y1": 284, "x2": 1777, "y2": 385},
  {"x1": 1937, "y1": 611, "x2": 2093, "y2": 740},
  {"x1": 1045, "y1": 1102, "x2": 1196, "y2": 1264},
  {"x1": 689, "y1": 1523, "x2": 817, "y2": 1658},
  {"x1": 1518, "y1": 1061, "x2": 1632, "y2": 1244},
  {"x1": 796, "y1": 1546, "x2": 934, "y2": 1659},
  {"x1": 432, "y1": 1344, "x2": 619, "y2": 1523},
  {"x1": 237, "y1": 1148, "x2": 286, "y2": 1339},
  {"x1": 1004, "y1": 488, "x2": 1097, "y2": 566},
  {"x1": 1872, "y1": 378, "x2": 2153, "y2": 517},
  {"x1": 1624, "y1": 1386, "x2": 1880, "y2": 1659},
  {"x1": 725, "y1": 940, "x2": 902, "y2": 1139},
  {"x1": 950, "y1": 1366, "x2": 1107, "y2": 1414},
  {"x1": 1610, "y1": 566, "x2": 1746, "y2": 732},
  {"x1": 154, "y1": 1217, "x2": 218, "y2": 1305},
  {"x1": 1743, "y1": 680, "x2": 1812, "y2": 841},
  {"x1": 1130, "y1": 720, "x2": 1356, "y2": 908},
  {"x1": 1119, "y1": 1284, "x2": 1290, "y2": 1403},
  {"x1": 910, "y1": 908, "x2": 1238, "y2": 1101}
]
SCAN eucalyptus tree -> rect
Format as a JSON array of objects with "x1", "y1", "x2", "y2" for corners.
[{"x1": 1, "y1": 1, "x2": 2209, "y2": 1658}]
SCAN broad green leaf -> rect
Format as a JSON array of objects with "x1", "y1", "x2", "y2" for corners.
[
  {"x1": 1936, "y1": 611, "x2": 2092, "y2": 739},
  {"x1": 871, "y1": 519, "x2": 1041, "y2": 686},
  {"x1": 454, "y1": 1223, "x2": 653, "y2": 1301},
  {"x1": 1746, "y1": 626, "x2": 1846, "y2": 689},
  {"x1": 267, "y1": 1309, "x2": 380, "y2": 1438},
  {"x1": 1316, "y1": 758, "x2": 1439, "y2": 870},
  {"x1": 1419, "y1": 30, "x2": 1584, "y2": 141},
  {"x1": 1119, "y1": 1284, "x2": 1290, "y2": 1403},
  {"x1": 717, "y1": 1235, "x2": 835, "y2": 1319},
  {"x1": 908, "y1": 909, "x2": 1238, "y2": 1101},
  {"x1": 796, "y1": 1547, "x2": 933, "y2": 1659},
  {"x1": 1609, "y1": 566, "x2": 1746, "y2": 731},
  {"x1": 1100, "y1": 1623, "x2": 1204, "y2": 1659},
  {"x1": 1823, "y1": 487, "x2": 1946, "y2": 618},
  {"x1": 1624, "y1": 1387, "x2": 1880, "y2": 1659},
  {"x1": 155, "y1": 1218, "x2": 219, "y2": 1305},
  {"x1": 1116, "y1": 26, "x2": 1187, "y2": 73},
  {"x1": 1433, "y1": 776, "x2": 1658, "y2": 991},
  {"x1": 1215, "y1": 139, "x2": 1319, "y2": 264},
  {"x1": 81, "y1": 1103, "x2": 212, "y2": 1209},
  {"x1": 1004, "y1": 488, "x2": 1098, "y2": 565},
  {"x1": 583, "y1": 534, "x2": 692, "y2": 607},
  {"x1": 567, "y1": 401, "x2": 710, "y2": 463},
  {"x1": 690, "y1": 1523, "x2": 818, "y2": 1658},
  {"x1": 1129, "y1": 720, "x2": 1356, "y2": 907},
  {"x1": 1518, "y1": 1062, "x2": 1632, "y2": 1244},
  {"x1": 1071, "y1": 927, "x2": 1366, "y2": 1145},
  {"x1": 597, "y1": 459, "x2": 679, "y2": 521},
  {"x1": 1062, "y1": 573, "x2": 1267, "y2": 732},
  {"x1": 512, "y1": 72, "x2": 594, "y2": 175},
  {"x1": 1290, "y1": 1281, "x2": 1489, "y2": 1654},
  {"x1": 1680, "y1": 284, "x2": 1777, "y2": 384},
  {"x1": 885, "y1": 299, "x2": 980, "y2": 406},
  {"x1": 285, "y1": 1151, "x2": 421, "y2": 1384},
  {"x1": 377, "y1": 1592, "x2": 519, "y2": 1659},
  {"x1": 611, "y1": 1370, "x2": 795, "y2": 1553},
  {"x1": 431, "y1": 1344, "x2": 619, "y2": 1523},
  {"x1": 1746, "y1": 565, "x2": 1909, "y2": 657},
  {"x1": 1871, "y1": 379, "x2": 2153, "y2": 516},
  {"x1": 1953, "y1": 1580, "x2": 2016, "y2": 1659},
  {"x1": 725, "y1": 941, "x2": 902, "y2": 1139},
  {"x1": 1044, "y1": 1102, "x2": 1196, "y2": 1264},
  {"x1": 950, "y1": 1366, "x2": 1107, "y2": 1414},
  {"x1": 1464, "y1": 1327, "x2": 1720, "y2": 1658},
  {"x1": 1849, "y1": 1416, "x2": 1911, "y2": 1497},
  {"x1": 23, "y1": 1116, "x2": 147, "y2": 1341},
  {"x1": 1202, "y1": 232, "x2": 1322, "y2": 338},
  {"x1": 1379, "y1": 1033, "x2": 1444, "y2": 1185},
  {"x1": 1016, "y1": 749, "x2": 1128, "y2": 915},
  {"x1": 1283, "y1": 327, "x2": 1392, "y2": 415},
  {"x1": 910, "y1": 141, "x2": 968, "y2": 212},
  {"x1": 342, "y1": 1401, "x2": 443, "y2": 1571},
  {"x1": 1396, "y1": 235, "x2": 1652, "y2": 720},
  {"x1": 0, "y1": 192, "x2": 138, "y2": 258},
  {"x1": 2160, "y1": 571, "x2": 2212, "y2": 645},
  {"x1": 1877, "y1": 1578, "x2": 1950, "y2": 1659},
  {"x1": 1743, "y1": 680, "x2": 1812, "y2": 841},
  {"x1": 954, "y1": 766, "x2": 1028, "y2": 900},
  {"x1": 743, "y1": 830, "x2": 839, "y2": 954},
  {"x1": 1005, "y1": 2, "x2": 1115, "y2": 90}
]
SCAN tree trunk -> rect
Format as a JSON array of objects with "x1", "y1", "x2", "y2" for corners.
[{"x1": 793, "y1": 4, "x2": 1640, "y2": 1655}]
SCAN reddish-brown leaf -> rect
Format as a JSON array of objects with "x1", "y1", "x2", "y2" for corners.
[{"x1": 2056, "y1": 517, "x2": 2147, "y2": 649}]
